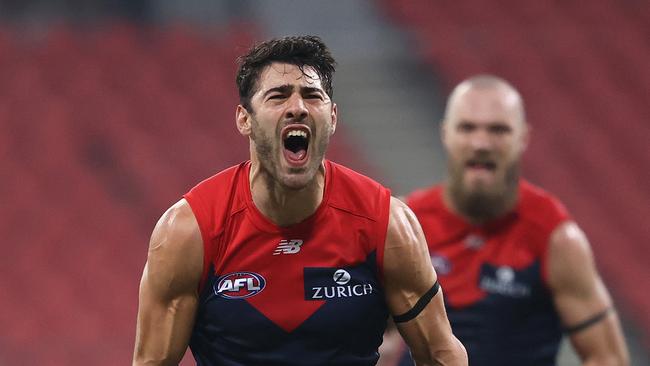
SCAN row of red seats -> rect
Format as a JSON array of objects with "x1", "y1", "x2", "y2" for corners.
[{"x1": 0, "y1": 24, "x2": 250, "y2": 365}]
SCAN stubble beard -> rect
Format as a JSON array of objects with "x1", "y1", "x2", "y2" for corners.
[
  {"x1": 249, "y1": 117, "x2": 332, "y2": 191},
  {"x1": 448, "y1": 160, "x2": 520, "y2": 223}
]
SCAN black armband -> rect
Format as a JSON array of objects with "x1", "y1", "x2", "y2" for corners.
[
  {"x1": 564, "y1": 307, "x2": 612, "y2": 334},
  {"x1": 392, "y1": 281, "x2": 440, "y2": 323}
]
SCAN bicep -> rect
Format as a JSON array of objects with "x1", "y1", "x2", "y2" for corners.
[
  {"x1": 383, "y1": 198, "x2": 436, "y2": 314},
  {"x1": 133, "y1": 200, "x2": 203, "y2": 365},
  {"x1": 383, "y1": 198, "x2": 466, "y2": 365},
  {"x1": 549, "y1": 227, "x2": 608, "y2": 321},
  {"x1": 548, "y1": 222, "x2": 628, "y2": 364}
]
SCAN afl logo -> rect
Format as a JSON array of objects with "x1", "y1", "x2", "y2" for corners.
[{"x1": 214, "y1": 272, "x2": 266, "y2": 299}]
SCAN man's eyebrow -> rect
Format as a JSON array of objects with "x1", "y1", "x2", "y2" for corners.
[
  {"x1": 262, "y1": 85, "x2": 293, "y2": 98},
  {"x1": 301, "y1": 86, "x2": 324, "y2": 95},
  {"x1": 488, "y1": 121, "x2": 512, "y2": 129}
]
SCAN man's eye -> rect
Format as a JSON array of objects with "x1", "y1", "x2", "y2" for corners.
[
  {"x1": 305, "y1": 94, "x2": 323, "y2": 100},
  {"x1": 490, "y1": 125, "x2": 511, "y2": 134},
  {"x1": 268, "y1": 95, "x2": 286, "y2": 100}
]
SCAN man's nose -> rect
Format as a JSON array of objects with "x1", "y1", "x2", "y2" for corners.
[
  {"x1": 469, "y1": 128, "x2": 492, "y2": 151},
  {"x1": 285, "y1": 94, "x2": 308, "y2": 121}
]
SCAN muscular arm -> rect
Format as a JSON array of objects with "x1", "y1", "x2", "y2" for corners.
[
  {"x1": 383, "y1": 197, "x2": 467, "y2": 366},
  {"x1": 548, "y1": 221, "x2": 629, "y2": 366},
  {"x1": 133, "y1": 199, "x2": 204, "y2": 365}
]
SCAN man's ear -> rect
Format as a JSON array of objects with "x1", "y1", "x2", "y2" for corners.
[
  {"x1": 330, "y1": 103, "x2": 338, "y2": 134},
  {"x1": 520, "y1": 121, "x2": 531, "y2": 154},
  {"x1": 236, "y1": 105, "x2": 252, "y2": 136},
  {"x1": 440, "y1": 119, "x2": 449, "y2": 148}
]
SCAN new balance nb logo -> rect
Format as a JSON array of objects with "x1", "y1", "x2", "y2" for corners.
[{"x1": 273, "y1": 239, "x2": 303, "y2": 255}]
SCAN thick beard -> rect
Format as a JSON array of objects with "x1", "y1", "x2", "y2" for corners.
[{"x1": 448, "y1": 161, "x2": 520, "y2": 223}]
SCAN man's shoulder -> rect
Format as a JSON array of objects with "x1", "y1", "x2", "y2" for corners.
[
  {"x1": 327, "y1": 160, "x2": 385, "y2": 188},
  {"x1": 326, "y1": 160, "x2": 391, "y2": 221},
  {"x1": 190, "y1": 162, "x2": 248, "y2": 194},
  {"x1": 519, "y1": 180, "x2": 571, "y2": 230},
  {"x1": 182, "y1": 162, "x2": 249, "y2": 238},
  {"x1": 404, "y1": 184, "x2": 445, "y2": 213},
  {"x1": 327, "y1": 160, "x2": 390, "y2": 196}
]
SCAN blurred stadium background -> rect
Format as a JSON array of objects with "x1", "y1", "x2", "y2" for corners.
[{"x1": 1, "y1": 0, "x2": 648, "y2": 364}]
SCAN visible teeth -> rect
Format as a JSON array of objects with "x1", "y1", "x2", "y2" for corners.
[{"x1": 287, "y1": 130, "x2": 308, "y2": 138}]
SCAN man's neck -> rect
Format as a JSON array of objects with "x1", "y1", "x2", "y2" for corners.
[{"x1": 249, "y1": 163, "x2": 326, "y2": 227}]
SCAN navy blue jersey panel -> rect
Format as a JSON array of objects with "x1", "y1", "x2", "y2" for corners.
[
  {"x1": 190, "y1": 253, "x2": 388, "y2": 365},
  {"x1": 447, "y1": 261, "x2": 562, "y2": 366}
]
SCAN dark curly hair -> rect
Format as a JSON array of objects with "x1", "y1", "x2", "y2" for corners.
[{"x1": 236, "y1": 35, "x2": 337, "y2": 113}]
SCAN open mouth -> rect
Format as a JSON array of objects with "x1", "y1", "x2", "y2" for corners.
[
  {"x1": 466, "y1": 159, "x2": 497, "y2": 171},
  {"x1": 282, "y1": 126, "x2": 310, "y2": 166}
]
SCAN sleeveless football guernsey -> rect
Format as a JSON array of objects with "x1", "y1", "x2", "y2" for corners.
[
  {"x1": 406, "y1": 180, "x2": 570, "y2": 366},
  {"x1": 184, "y1": 160, "x2": 392, "y2": 365}
]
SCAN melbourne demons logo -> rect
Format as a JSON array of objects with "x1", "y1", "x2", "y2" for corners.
[{"x1": 214, "y1": 272, "x2": 266, "y2": 299}]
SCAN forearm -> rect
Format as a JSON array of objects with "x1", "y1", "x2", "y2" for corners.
[
  {"x1": 412, "y1": 337, "x2": 467, "y2": 366},
  {"x1": 582, "y1": 357, "x2": 628, "y2": 366},
  {"x1": 133, "y1": 287, "x2": 198, "y2": 365},
  {"x1": 571, "y1": 324, "x2": 629, "y2": 366},
  {"x1": 581, "y1": 349, "x2": 629, "y2": 366},
  {"x1": 133, "y1": 326, "x2": 188, "y2": 366},
  {"x1": 133, "y1": 303, "x2": 195, "y2": 365},
  {"x1": 399, "y1": 315, "x2": 467, "y2": 366},
  {"x1": 568, "y1": 310, "x2": 629, "y2": 366},
  {"x1": 133, "y1": 356, "x2": 181, "y2": 366},
  {"x1": 574, "y1": 328, "x2": 629, "y2": 366}
]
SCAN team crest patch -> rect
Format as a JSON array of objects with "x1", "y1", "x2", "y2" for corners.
[
  {"x1": 479, "y1": 265, "x2": 531, "y2": 298},
  {"x1": 214, "y1": 272, "x2": 266, "y2": 299}
]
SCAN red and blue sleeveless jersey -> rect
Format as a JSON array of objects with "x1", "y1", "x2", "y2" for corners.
[
  {"x1": 183, "y1": 160, "x2": 392, "y2": 365},
  {"x1": 405, "y1": 180, "x2": 570, "y2": 366}
]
